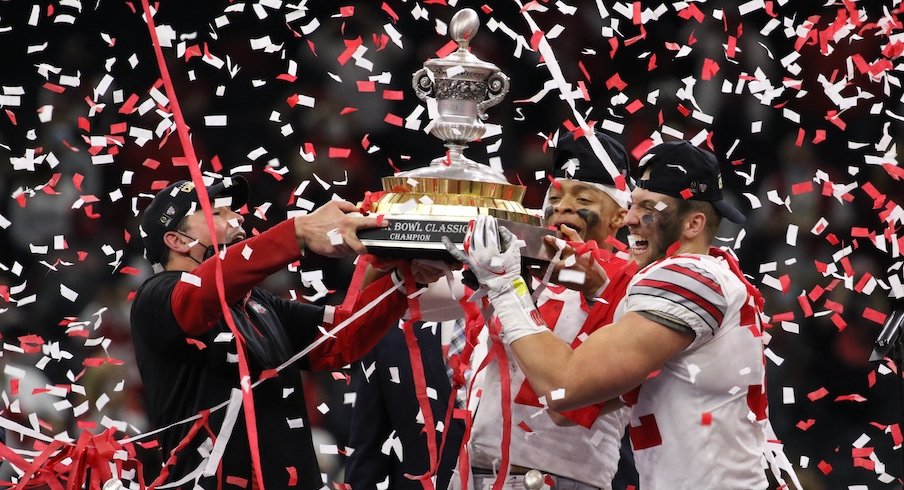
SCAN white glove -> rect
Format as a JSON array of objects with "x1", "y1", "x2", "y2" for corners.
[{"x1": 443, "y1": 215, "x2": 547, "y2": 344}]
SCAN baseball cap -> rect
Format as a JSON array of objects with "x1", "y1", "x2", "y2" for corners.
[
  {"x1": 551, "y1": 130, "x2": 632, "y2": 208},
  {"x1": 636, "y1": 141, "x2": 746, "y2": 224},
  {"x1": 140, "y1": 176, "x2": 249, "y2": 264}
]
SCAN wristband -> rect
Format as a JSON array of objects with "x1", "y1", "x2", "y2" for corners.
[{"x1": 488, "y1": 276, "x2": 548, "y2": 344}]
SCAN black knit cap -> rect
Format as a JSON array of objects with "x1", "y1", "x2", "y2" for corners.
[
  {"x1": 551, "y1": 130, "x2": 631, "y2": 187},
  {"x1": 141, "y1": 176, "x2": 249, "y2": 264},
  {"x1": 637, "y1": 141, "x2": 745, "y2": 224}
]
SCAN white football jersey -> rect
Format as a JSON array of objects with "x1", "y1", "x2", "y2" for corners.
[
  {"x1": 470, "y1": 284, "x2": 630, "y2": 488},
  {"x1": 615, "y1": 254, "x2": 769, "y2": 490}
]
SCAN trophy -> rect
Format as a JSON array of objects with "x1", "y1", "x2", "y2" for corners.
[{"x1": 358, "y1": 8, "x2": 550, "y2": 260}]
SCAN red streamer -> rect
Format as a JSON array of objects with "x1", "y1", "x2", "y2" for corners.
[{"x1": 138, "y1": 2, "x2": 265, "y2": 488}]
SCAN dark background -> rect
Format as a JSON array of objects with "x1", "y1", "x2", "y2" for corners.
[{"x1": 0, "y1": 1, "x2": 902, "y2": 488}]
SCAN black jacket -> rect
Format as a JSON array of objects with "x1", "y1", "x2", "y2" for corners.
[
  {"x1": 132, "y1": 273, "x2": 324, "y2": 489},
  {"x1": 345, "y1": 323, "x2": 465, "y2": 489}
]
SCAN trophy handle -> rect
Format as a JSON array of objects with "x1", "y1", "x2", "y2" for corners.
[
  {"x1": 412, "y1": 68, "x2": 434, "y2": 103},
  {"x1": 477, "y1": 71, "x2": 510, "y2": 121}
]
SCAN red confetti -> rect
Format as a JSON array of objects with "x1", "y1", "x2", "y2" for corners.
[
  {"x1": 530, "y1": 30, "x2": 544, "y2": 51},
  {"x1": 807, "y1": 387, "x2": 829, "y2": 401},
  {"x1": 834, "y1": 394, "x2": 867, "y2": 402},
  {"x1": 356, "y1": 81, "x2": 376, "y2": 92},
  {"x1": 830, "y1": 313, "x2": 847, "y2": 331},
  {"x1": 329, "y1": 147, "x2": 351, "y2": 158},
  {"x1": 824, "y1": 299, "x2": 844, "y2": 313},
  {"x1": 891, "y1": 424, "x2": 904, "y2": 446},
  {"x1": 680, "y1": 188, "x2": 694, "y2": 200},
  {"x1": 790, "y1": 181, "x2": 813, "y2": 195},
  {"x1": 119, "y1": 266, "x2": 140, "y2": 276},
  {"x1": 632, "y1": 139, "x2": 654, "y2": 161},
  {"x1": 185, "y1": 338, "x2": 206, "y2": 350},
  {"x1": 677, "y1": 3, "x2": 705, "y2": 22},
  {"x1": 435, "y1": 40, "x2": 458, "y2": 58},
  {"x1": 338, "y1": 37, "x2": 363, "y2": 66},
  {"x1": 625, "y1": 99, "x2": 644, "y2": 114},
  {"x1": 380, "y1": 2, "x2": 399, "y2": 23},
  {"x1": 817, "y1": 460, "x2": 833, "y2": 475},
  {"x1": 606, "y1": 73, "x2": 627, "y2": 91},
  {"x1": 863, "y1": 307, "x2": 887, "y2": 325},
  {"x1": 43, "y1": 82, "x2": 65, "y2": 93},
  {"x1": 701, "y1": 58, "x2": 720, "y2": 80},
  {"x1": 795, "y1": 419, "x2": 815, "y2": 431},
  {"x1": 812, "y1": 129, "x2": 826, "y2": 144},
  {"x1": 577, "y1": 60, "x2": 591, "y2": 82},
  {"x1": 225, "y1": 476, "x2": 248, "y2": 488},
  {"x1": 384, "y1": 113, "x2": 403, "y2": 127}
]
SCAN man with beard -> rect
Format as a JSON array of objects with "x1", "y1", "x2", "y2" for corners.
[
  {"x1": 132, "y1": 176, "x2": 438, "y2": 489},
  {"x1": 465, "y1": 130, "x2": 638, "y2": 490},
  {"x1": 450, "y1": 141, "x2": 773, "y2": 489}
]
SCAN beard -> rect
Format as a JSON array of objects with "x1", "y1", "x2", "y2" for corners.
[{"x1": 635, "y1": 209, "x2": 684, "y2": 267}]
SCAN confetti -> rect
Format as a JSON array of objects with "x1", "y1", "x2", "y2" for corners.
[{"x1": 0, "y1": 2, "x2": 900, "y2": 488}]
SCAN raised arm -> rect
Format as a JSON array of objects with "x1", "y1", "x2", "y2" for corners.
[{"x1": 171, "y1": 200, "x2": 388, "y2": 336}]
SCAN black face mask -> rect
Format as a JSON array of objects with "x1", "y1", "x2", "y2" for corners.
[{"x1": 176, "y1": 232, "x2": 241, "y2": 264}]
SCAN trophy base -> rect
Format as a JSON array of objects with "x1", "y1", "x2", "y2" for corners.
[{"x1": 359, "y1": 217, "x2": 559, "y2": 262}]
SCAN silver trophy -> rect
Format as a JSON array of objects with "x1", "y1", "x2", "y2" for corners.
[
  {"x1": 408, "y1": 8, "x2": 510, "y2": 183},
  {"x1": 358, "y1": 8, "x2": 550, "y2": 259}
]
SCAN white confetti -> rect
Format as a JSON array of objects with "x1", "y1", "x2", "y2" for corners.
[{"x1": 60, "y1": 284, "x2": 79, "y2": 302}]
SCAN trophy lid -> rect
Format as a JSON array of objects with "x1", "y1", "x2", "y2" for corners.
[{"x1": 424, "y1": 9, "x2": 501, "y2": 77}]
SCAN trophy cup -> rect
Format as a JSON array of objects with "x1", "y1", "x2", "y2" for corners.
[{"x1": 358, "y1": 8, "x2": 549, "y2": 260}]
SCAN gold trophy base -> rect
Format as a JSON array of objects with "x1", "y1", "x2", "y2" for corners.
[{"x1": 358, "y1": 176, "x2": 554, "y2": 260}]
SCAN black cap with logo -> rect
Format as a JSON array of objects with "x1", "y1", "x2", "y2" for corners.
[
  {"x1": 551, "y1": 130, "x2": 631, "y2": 187},
  {"x1": 140, "y1": 176, "x2": 249, "y2": 264},
  {"x1": 636, "y1": 141, "x2": 745, "y2": 224}
]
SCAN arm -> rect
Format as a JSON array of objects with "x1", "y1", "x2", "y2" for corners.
[
  {"x1": 308, "y1": 270, "x2": 408, "y2": 370},
  {"x1": 171, "y1": 219, "x2": 302, "y2": 335},
  {"x1": 508, "y1": 312, "x2": 693, "y2": 411},
  {"x1": 170, "y1": 200, "x2": 387, "y2": 336}
]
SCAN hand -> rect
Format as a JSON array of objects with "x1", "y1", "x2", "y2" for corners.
[
  {"x1": 542, "y1": 225, "x2": 608, "y2": 298},
  {"x1": 444, "y1": 215, "x2": 547, "y2": 344},
  {"x1": 410, "y1": 259, "x2": 458, "y2": 285},
  {"x1": 370, "y1": 257, "x2": 461, "y2": 285},
  {"x1": 443, "y1": 215, "x2": 522, "y2": 292},
  {"x1": 294, "y1": 200, "x2": 387, "y2": 258}
]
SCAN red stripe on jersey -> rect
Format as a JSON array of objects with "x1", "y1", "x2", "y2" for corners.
[
  {"x1": 662, "y1": 263, "x2": 723, "y2": 296},
  {"x1": 629, "y1": 414, "x2": 663, "y2": 450},
  {"x1": 747, "y1": 384, "x2": 768, "y2": 421},
  {"x1": 636, "y1": 278, "x2": 725, "y2": 326}
]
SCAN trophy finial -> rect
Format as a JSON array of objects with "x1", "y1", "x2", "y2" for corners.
[{"x1": 450, "y1": 8, "x2": 480, "y2": 51}]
